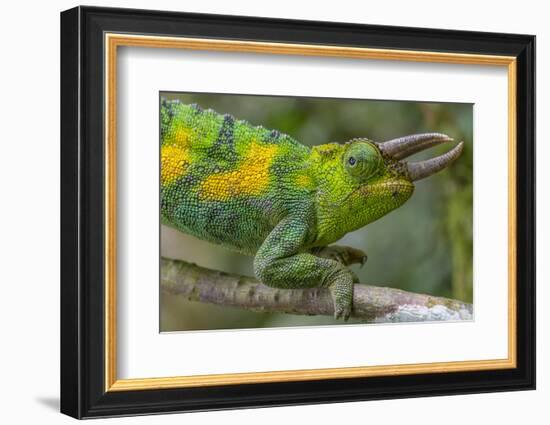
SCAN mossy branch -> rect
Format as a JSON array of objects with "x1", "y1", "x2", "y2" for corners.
[{"x1": 161, "y1": 257, "x2": 473, "y2": 323}]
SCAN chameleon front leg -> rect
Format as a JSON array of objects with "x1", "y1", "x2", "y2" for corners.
[
  {"x1": 253, "y1": 216, "x2": 355, "y2": 320},
  {"x1": 311, "y1": 245, "x2": 367, "y2": 268}
]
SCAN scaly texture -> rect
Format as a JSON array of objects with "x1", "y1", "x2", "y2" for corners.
[{"x1": 160, "y1": 99, "x2": 462, "y2": 319}]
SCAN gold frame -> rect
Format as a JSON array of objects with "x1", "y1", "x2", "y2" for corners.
[{"x1": 104, "y1": 33, "x2": 517, "y2": 392}]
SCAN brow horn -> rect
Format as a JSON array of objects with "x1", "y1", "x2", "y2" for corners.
[{"x1": 378, "y1": 133, "x2": 454, "y2": 160}]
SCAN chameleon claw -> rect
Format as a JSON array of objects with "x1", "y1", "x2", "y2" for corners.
[
  {"x1": 345, "y1": 247, "x2": 367, "y2": 267},
  {"x1": 313, "y1": 245, "x2": 367, "y2": 267},
  {"x1": 334, "y1": 306, "x2": 352, "y2": 321}
]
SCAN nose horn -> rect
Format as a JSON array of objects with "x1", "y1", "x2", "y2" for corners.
[
  {"x1": 407, "y1": 141, "x2": 464, "y2": 181},
  {"x1": 378, "y1": 133, "x2": 454, "y2": 160}
]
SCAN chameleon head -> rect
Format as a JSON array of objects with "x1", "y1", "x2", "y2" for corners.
[{"x1": 319, "y1": 133, "x2": 464, "y2": 238}]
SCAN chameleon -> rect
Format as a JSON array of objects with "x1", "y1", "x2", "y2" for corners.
[{"x1": 160, "y1": 99, "x2": 464, "y2": 320}]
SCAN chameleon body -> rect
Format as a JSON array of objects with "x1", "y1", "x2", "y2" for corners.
[{"x1": 160, "y1": 99, "x2": 463, "y2": 319}]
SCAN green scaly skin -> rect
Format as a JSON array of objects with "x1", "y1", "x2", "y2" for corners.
[{"x1": 161, "y1": 99, "x2": 421, "y2": 320}]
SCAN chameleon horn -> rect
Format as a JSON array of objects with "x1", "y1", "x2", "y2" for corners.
[
  {"x1": 407, "y1": 141, "x2": 464, "y2": 181},
  {"x1": 378, "y1": 133, "x2": 454, "y2": 160}
]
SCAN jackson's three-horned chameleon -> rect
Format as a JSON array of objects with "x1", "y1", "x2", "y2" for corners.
[{"x1": 160, "y1": 99, "x2": 464, "y2": 320}]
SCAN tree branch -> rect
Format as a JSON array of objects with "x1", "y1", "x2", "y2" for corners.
[{"x1": 161, "y1": 257, "x2": 473, "y2": 323}]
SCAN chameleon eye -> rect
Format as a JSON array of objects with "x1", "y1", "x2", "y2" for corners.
[{"x1": 344, "y1": 142, "x2": 382, "y2": 181}]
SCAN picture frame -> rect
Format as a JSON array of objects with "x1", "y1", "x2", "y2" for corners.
[{"x1": 60, "y1": 5, "x2": 535, "y2": 419}]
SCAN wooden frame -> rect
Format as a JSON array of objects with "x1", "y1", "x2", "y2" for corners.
[{"x1": 61, "y1": 5, "x2": 535, "y2": 419}]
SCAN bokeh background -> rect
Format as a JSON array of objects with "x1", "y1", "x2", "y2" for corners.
[{"x1": 160, "y1": 92, "x2": 473, "y2": 331}]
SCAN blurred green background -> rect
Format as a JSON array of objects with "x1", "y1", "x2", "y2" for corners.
[{"x1": 160, "y1": 92, "x2": 473, "y2": 332}]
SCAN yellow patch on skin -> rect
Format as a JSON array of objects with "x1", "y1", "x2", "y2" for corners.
[
  {"x1": 161, "y1": 124, "x2": 193, "y2": 185},
  {"x1": 170, "y1": 126, "x2": 191, "y2": 148},
  {"x1": 312, "y1": 143, "x2": 341, "y2": 157},
  {"x1": 200, "y1": 141, "x2": 278, "y2": 201},
  {"x1": 161, "y1": 145, "x2": 190, "y2": 186},
  {"x1": 295, "y1": 172, "x2": 315, "y2": 190}
]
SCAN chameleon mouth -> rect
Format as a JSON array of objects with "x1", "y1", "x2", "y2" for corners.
[
  {"x1": 376, "y1": 133, "x2": 464, "y2": 181},
  {"x1": 357, "y1": 181, "x2": 413, "y2": 199}
]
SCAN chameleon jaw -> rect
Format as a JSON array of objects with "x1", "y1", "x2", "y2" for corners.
[{"x1": 377, "y1": 133, "x2": 465, "y2": 182}]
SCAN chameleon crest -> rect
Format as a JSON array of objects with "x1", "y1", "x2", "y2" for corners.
[{"x1": 161, "y1": 99, "x2": 463, "y2": 319}]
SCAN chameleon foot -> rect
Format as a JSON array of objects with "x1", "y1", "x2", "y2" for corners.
[
  {"x1": 312, "y1": 245, "x2": 367, "y2": 268},
  {"x1": 328, "y1": 271, "x2": 354, "y2": 321}
]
